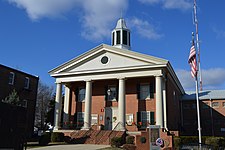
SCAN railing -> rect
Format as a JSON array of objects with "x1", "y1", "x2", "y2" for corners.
[{"x1": 108, "y1": 122, "x2": 126, "y2": 143}]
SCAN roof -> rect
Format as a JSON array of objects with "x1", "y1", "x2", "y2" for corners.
[
  {"x1": 48, "y1": 44, "x2": 184, "y2": 94},
  {"x1": 115, "y1": 18, "x2": 128, "y2": 29},
  {"x1": 182, "y1": 90, "x2": 225, "y2": 100},
  {"x1": 0, "y1": 64, "x2": 39, "y2": 79},
  {"x1": 48, "y1": 44, "x2": 169, "y2": 74}
]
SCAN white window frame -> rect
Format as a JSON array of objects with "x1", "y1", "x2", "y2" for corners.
[
  {"x1": 91, "y1": 114, "x2": 98, "y2": 125},
  {"x1": 212, "y1": 102, "x2": 219, "y2": 108},
  {"x1": 24, "y1": 77, "x2": 30, "y2": 89},
  {"x1": 107, "y1": 85, "x2": 117, "y2": 101},
  {"x1": 8, "y1": 72, "x2": 15, "y2": 85},
  {"x1": 140, "y1": 111, "x2": 151, "y2": 128},
  {"x1": 126, "y1": 114, "x2": 134, "y2": 126},
  {"x1": 21, "y1": 100, "x2": 27, "y2": 108},
  {"x1": 222, "y1": 102, "x2": 225, "y2": 108},
  {"x1": 78, "y1": 87, "x2": 85, "y2": 102},
  {"x1": 77, "y1": 112, "x2": 84, "y2": 127},
  {"x1": 140, "y1": 84, "x2": 150, "y2": 100}
]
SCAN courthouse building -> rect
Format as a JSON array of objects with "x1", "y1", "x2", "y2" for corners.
[{"x1": 49, "y1": 18, "x2": 185, "y2": 134}]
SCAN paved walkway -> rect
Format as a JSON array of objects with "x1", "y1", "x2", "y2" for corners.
[{"x1": 28, "y1": 144, "x2": 110, "y2": 150}]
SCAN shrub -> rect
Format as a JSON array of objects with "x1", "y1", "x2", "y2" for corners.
[
  {"x1": 111, "y1": 137, "x2": 123, "y2": 148},
  {"x1": 39, "y1": 132, "x2": 51, "y2": 146},
  {"x1": 126, "y1": 136, "x2": 135, "y2": 144},
  {"x1": 140, "y1": 137, "x2": 146, "y2": 143},
  {"x1": 205, "y1": 137, "x2": 225, "y2": 149},
  {"x1": 173, "y1": 137, "x2": 181, "y2": 149},
  {"x1": 123, "y1": 144, "x2": 136, "y2": 150},
  {"x1": 51, "y1": 132, "x2": 64, "y2": 142}
]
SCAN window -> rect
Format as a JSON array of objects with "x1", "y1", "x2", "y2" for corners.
[
  {"x1": 24, "y1": 77, "x2": 30, "y2": 89},
  {"x1": 21, "y1": 100, "x2": 27, "y2": 108},
  {"x1": 212, "y1": 102, "x2": 219, "y2": 108},
  {"x1": 138, "y1": 111, "x2": 155, "y2": 128},
  {"x1": 91, "y1": 114, "x2": 98, "y2": 125},
  {"x1": 128, "y1": 32, "x2": 130, "y2": 46},
  {"x1": 140, "y1": 84, "x2": 150, "y2": 100},
  {"x1": 116, "y1": 31, "x2": 121, "y2": 44},
  {"x1": 8, "y1": 72, "x2": 15, "y2": 85},
  {"x1": 107, "y1": 86, "x2": 117, "y2": 101},
  {"x1": 223, "y1": 102, "x2": 225, "y2": 108},
  {"x1": 123, "y1": 30, "x2": 127, "y2": 45},
  {"x1": 126, "y1": 114, "x2": 134, "y2": 125},
  {"x1": 77, "y1": 112, "x2": 84, "y2": 127},
  {"x1": 137, "y1": 83, "x2": 154, "y2": 100},
  {"x1": 78, "y1": 87, "x2": 85, "y2": 102}
]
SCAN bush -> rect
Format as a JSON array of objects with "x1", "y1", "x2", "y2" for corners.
[
  {"x1": 205, "y1": 137, "x2": 225, "y2": 149},
  {"x1": 111, "y1": 137, "x2": 123, "y2": 148},
  {"x1": 126, "y1": 136, "x2": 135, "y2": 144},
  {"x1": 123, "y1": 144, "x2": 136, "y2": 150},
  {"x1": 140, "y1": 136, "x2": 146, "y2": 143},
  {"x1": 51, "y1": 132, "x2": 64, "y2": 142},
  {"x1": 39, "y1": 132, "x2": 51, "y2": 146},
  {"x1": 173, "y1": 137, "x2": 181, "y2": 149}
]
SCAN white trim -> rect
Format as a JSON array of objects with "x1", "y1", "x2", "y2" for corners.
[
  {"x1": 8, "y1": 72, "x2": 15, "y2": 85},
  {"x1": 56, "y1": 69, "x2": 162, "y2": 83},
  {"x1": 24, "y1": 77, "x2": 30, "y2": 89}
]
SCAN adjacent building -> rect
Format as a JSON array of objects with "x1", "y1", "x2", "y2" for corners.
[
  {"x1": 0, "y1": 64, "x2": 39, "y2": 137},
  {"x1": 181, "y1": 90, "x2": 225, "y2": 136}
]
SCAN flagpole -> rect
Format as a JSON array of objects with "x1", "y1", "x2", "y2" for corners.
[
  {"x1": 195, "y1": 75, "x2": 202, "y2": 148},
  {"x1": 190, "y1": 32, "x2": 202, "y2": 148},
  {"x1": 193, "y1": 0, "x2": 203, "y2": 91}
]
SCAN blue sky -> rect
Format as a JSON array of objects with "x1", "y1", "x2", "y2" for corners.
[{"x1": 1, "y1": 0, "x2": 225, "y2": 91}]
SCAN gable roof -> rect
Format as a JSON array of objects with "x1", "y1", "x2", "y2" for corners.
[
  {"x1": 49, "y1": 44, "x2": 184, "y2": 94},
  {"x1": 48, "y1": 44, "x2": 169, "y2": 74}
]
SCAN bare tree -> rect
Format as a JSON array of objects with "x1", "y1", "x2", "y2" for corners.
[{"x1": 35, "y1": 81, "x2": 54, "y2": 129}]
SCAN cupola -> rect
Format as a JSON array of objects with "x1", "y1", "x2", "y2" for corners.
[{"x1": 112, "y1": 18, "x2": 131, "y2": 50}]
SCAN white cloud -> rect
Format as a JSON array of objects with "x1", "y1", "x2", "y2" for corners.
[
  {"x1": 212, "y1": 27, "x2": 225, "y2": 39},
  {"x1": 138, "y1": 0, "x2": 192, "y2": 10},
  {"x1": 81, "y1": 0, "x2": 128, "y2": 41},
  {"x1": 176, "y1": 68, "x2": 225, "y2": 91},
  {"x1": 128, "y1": 17, "x2": 163, "y2": 40},
  {"x1": 7, "y1": 0, "x2": 80, "y2": 20},
  {"x1": 6, "y1": 0, "x2": 128, "y2": 41}
]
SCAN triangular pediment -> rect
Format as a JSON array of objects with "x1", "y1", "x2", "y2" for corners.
[{"x1": 49, "y1": 44, "x2": 168, "y2": 75}]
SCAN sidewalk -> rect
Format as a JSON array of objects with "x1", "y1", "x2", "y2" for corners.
[{"x1": 27, "y1": 144, "x2": 110, "y2": 150}]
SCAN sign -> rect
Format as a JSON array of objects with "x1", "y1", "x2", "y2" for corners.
[{"x1": 156, "y1": 138, "x2": 164, "y2": 147}]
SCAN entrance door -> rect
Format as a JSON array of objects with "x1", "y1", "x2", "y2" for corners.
[
  {"x1": 149, "y1": 125, "x2": 161, "y2": 150},
  {"x1": 105, "y1": 107, "x2": 118, "y2": 130}
]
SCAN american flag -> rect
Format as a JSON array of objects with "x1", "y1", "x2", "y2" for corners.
[{"x1": 188, "y1": 44, "x2": 197, "y2": 78}]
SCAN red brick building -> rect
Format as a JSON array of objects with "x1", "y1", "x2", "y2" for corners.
[
  {"x1": 0, "y1": 64, "x2": 39, "y2": 137},
  {"x1": 181, "y1": 90, "x2": 225, "y2": 136},
  {"x1": 49, "y1": 19, "x2": 184, "y2": 134}
]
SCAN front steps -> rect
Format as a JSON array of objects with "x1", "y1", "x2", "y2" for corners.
[{"x1": 70, "y1": 130, "x2": 126, "y2": 145}]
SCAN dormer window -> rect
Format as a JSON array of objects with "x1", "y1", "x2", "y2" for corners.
[
  {"x1": 24, "y1": 77, "x2": 30, "y2": 89},
  {"x1": 8, "y1": 72, "x2": 15, "y2": 85}
]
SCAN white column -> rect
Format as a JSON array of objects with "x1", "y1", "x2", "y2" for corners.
[
  {"x1": 162, "y1": 79, "x2": 167, "y2": 130},
  {"x1": 54, "y1": 83, "x2": 62, "y2": 130},
  {"x1": 155, "y1": 76, "x2": 164, "y2": 128},
  {"x1": 82, "y1": 80, "x2": 92, "y2": 130},
  {"x1": 63, "y1": 85, "x2": 70, "y2": 128},
  {"x1": 118, "y1": 78, "x2": 126, "y2": 131}
]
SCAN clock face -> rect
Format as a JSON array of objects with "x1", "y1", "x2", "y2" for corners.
[{"x1": 101, "y1": 56, "x2": 109, "y2": 64}]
